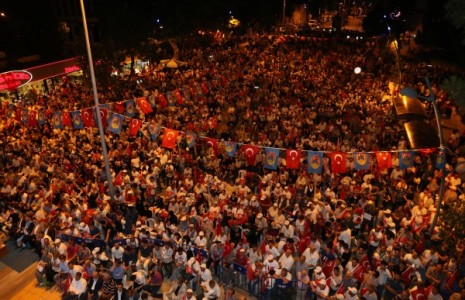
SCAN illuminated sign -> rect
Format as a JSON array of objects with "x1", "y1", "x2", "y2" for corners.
[
  {"x1": 0, "y1": 70, "x2": 33, "y2": 91},
  {"x1": 64, "y1": 65, "x2": 81, "y2": 73}
]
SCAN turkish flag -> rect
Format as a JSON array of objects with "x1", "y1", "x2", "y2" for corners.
[
  {"x1": 242, "y1": 145, "x2": 259, "y2": 165},
  {"x1": 62, "y1": 112, "x2": 72, "y2": 126},
  {"x1": 286, "y1": 149, "x2": 301, "y2": 169},
  {"x1": 409, "y1": 286, "x2": 427, "y2": 300},
  {"x1": 114, "y1": 101, "x2": 125, "y2": 113},
  {"x1": 376, "y1": 152, "x2": 392, "y2": 170},
  {"x1": 114, "y1": 171, "x2": 123, "y2": 186},
  {"x1": 161, "y1": 128, "x2": 179, "y2": 149},
  {"x1": 330, "y1": 152, "x2": 347, "y2": 174},
  {"x1": 158, "y1": 94, "x2": 168, "y2": 108},
  {"x1": 402, "y1": 266, "x2": 414, "y2": 285},
  {"x1": 81, "y1": 108, "x2": 95, "y2": 127},
  {"x1": 353, "y1": 254, "x2": 370, "y2": 282},
  {"x1": 174, "y1": 89, "x2": 183, "y2": 105},
  {"x1": 93, "y1": 108, "x2": 108, "y2": 128},
  {"x1": 136, "y1": 97, "x2": 153, "y2": 114},
  {"x1": 204, "y1": 137, "x2": 218, "y2": 154},
  {"x1": 129, "y1": 119, "x2": 142, "y2": 136},
  {"x1": 322, "y1": 259, "x2": 337, "y2": 278},
  {"x1": 28, "y1": 110, "x2": 37, "y2": 127}
]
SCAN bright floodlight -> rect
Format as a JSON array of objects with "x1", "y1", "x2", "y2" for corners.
[{"x1": 354, "y1": 67, "x2": 361, "y2": 74}]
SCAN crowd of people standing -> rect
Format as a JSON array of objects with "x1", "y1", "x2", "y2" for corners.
[{"x1": 0, "y1": 32, "x2": 465, "y2": 300}]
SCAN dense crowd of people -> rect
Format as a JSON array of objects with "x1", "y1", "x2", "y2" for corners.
[{"x1": 1, "y1": 32, "x2": 465, "y2": 300}]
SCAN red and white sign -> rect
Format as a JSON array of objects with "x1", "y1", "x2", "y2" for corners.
[{"x1": 0, "y1": 70, "x2": 32, "y2": 91}]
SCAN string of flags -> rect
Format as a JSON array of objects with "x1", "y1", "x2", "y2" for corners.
[{"x1": 3, "y1": 77, "x2": 444, "y2": 175}]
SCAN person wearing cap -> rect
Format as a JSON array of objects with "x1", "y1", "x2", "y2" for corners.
[
  {"x1": 254, "y1": 212, "x2": 268, "y2": 242},
  {"x1": 196, "y1": 262, "x2": 213, "y2": 291},
  {"x1": 312, "y1": 278, "x2": 329, "y2": 300},
  {"x1": 194, "y1": 231, "x2": 208, "y2": 247},
  {"x1": 279, "y1": 219, "x2": 295, "y2": 239},
  {"x1": 181, "y1": 288, "x2": 196, "y2": 300}
]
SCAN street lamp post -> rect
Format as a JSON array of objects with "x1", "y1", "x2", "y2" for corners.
[
  {"x1": 79, "y1": 0, "x2": 115, "y2": 200},
  {"x1": 400, "y1": 77, "x2": 445, "y2": 236}
]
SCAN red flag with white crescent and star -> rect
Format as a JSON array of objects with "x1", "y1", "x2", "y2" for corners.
[
  {"x1": 161, "y1": 128, "x2": 179, "y2": 149},
  {"x1": 330, "y1": 152, "x2": 347, "y2": 174},
  {"x1": 376, "y1": 152, "x2": 392, "y2": 170},
  {"x1": 128, "y1": 119, "x2": 142, "y2": 136},
  {"x1": 286, "y1": 149, "x2": 301, "y2": 169},
  {"x1": 242, "y1": 145, "x2": 259, "y2": 165},
  {"x1": 81, "y1": 108, "x2": 95, "y2": 127},
  {"x1": 136, "y1": 97, "x2": 153, "y2": 114}
]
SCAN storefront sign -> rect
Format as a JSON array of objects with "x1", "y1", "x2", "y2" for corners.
[{"x1": 0, "y1": 70, "x2": 33, "y2": 91}]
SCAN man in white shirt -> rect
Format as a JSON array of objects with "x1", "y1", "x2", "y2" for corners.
[
  {"x1": 278, "y1": 249, "x2": 295, "y2": 271},
  {"x1": 302, "y1": 244, "x2": 319, "y2": 276},
  {"x1": 111, "y1": 242, "x2": 124, "y2": 262},
  {"x1": 203, "y1": 279, "x2": 221, "y2": 299},
  {"x1": 198, "y1": 263, "x2": 213, "y2": 289},
  {"x1": 65, "y1": 271, "x2": 87, "y2": 298}
]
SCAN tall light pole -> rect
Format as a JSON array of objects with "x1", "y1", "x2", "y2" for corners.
[
  {"x1": 400, "y1": 77, "x2": 445, "y2": 235},
  {"x1": 79, "y1": 0, "x2": 115, "y2": 200}
]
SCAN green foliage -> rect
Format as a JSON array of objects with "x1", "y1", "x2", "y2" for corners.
[
  {"x1": 442, "y1": 75, "x2": 465, "y2": 109},
  {"x1": 444, "y1": 0, "x2": 465, "y2": 45},
  {"x1": 440, "y1": 200, "x2": 465, "y2": 242}
]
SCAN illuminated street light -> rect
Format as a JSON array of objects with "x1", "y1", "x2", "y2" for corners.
[
  {"x1": 400, "y1": 77, "x2": 445, "y2": 235},
  {"x1": 354, "y1": 67, "x2": 361, "y2": 74},
  {"x1": 0, "y1": 12, "x2": 5, "y2": 17}
]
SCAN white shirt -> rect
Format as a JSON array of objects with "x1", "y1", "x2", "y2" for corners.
[
  {"x1": 278, "y1": 253, "x2": 295, "y2": 271},
  {"x1": 68, "y1": 277, "x2": 87, "y2": 295}
]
